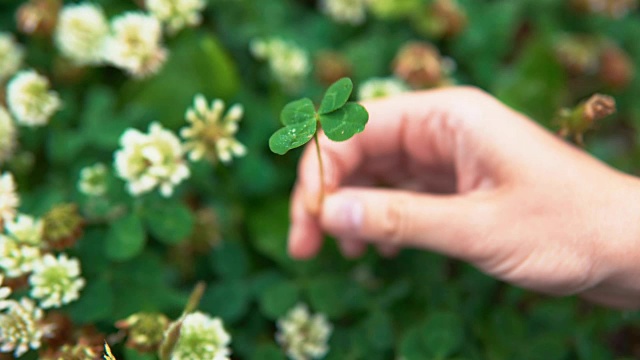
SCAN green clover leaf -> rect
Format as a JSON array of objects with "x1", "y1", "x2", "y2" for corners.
[
  {"x1": 318, "y1": 77, "x2": 354, "y2": 114},
  {"x1": 268, "y1": 98, "x2": 317, "y2": 155},
  {"x1": 319, "y1": 102, "x2": 369, "y2": 142}
]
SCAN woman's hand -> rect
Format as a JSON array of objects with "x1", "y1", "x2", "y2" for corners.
[{"x1": 288, "y1": 87, "x2": 640, "y2": 309}]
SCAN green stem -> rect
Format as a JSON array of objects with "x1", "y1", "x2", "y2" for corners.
[{"x1": 314, "y1": 130, "x2": 325, "y2": 207}]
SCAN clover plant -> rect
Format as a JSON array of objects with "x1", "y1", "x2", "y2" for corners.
[{"x1": 269, "y1": 77, "x2": 369, "y2": 201}]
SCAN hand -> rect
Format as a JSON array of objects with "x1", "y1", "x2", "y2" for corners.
[{"x1": 288, "y1": 87, "x2": 640, "y2": 309}]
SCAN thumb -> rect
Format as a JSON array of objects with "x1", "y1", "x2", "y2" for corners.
[{"x1": 320, "y1": 188, "x2": 493, "y2": 261}]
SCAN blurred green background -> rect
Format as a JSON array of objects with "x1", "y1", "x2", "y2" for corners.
[{"x1": 1, "y1": 0, "x2": 640, "y2": 358}]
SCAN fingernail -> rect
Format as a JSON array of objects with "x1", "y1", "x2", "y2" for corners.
[{"x1": 323, "y1": 195, "x2": 364, "y2": 235}]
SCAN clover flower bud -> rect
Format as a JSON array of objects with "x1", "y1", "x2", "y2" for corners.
[
  {"x1": 42, "y1": 203, "x2": 84, "y2": 250},
  {"x1": 78, "y1": 163, "x2": 109, "y2": 197},
  {"x1": 104, "y1": 12, "x2": 168, "y2": 78},
  {"x1": 0, "y1": 32, "x2": 25, "y2": 83},
  {"x1": 319, "y1": 0, "x2": 368, "y2": 25},
  {"x1": 553, "y1": 34, "x2": 602, "y2": 75},
  {"x1": 54, "y1": 3, "x2": 109, "y2": 65},
  {"x1": 29, "y1": 253, "x2": 85, "y2": 308},
  {"x1": 169, "y1": 312, "x2": 231, "y2": 360},
  {"x1": 411, "y1": 0, "x2": 467, "y2": 39},
  {"x1": 116, "y1": 312, "x2": 170, "y2": 352},
  {"x1": 570, "y1": 0, "x2": 637, "y2": 18},
  {"x1": 180, "y1": 95, "x2": 247, "y2": 164},
  {"x1": 0, "y1": 298, "x2": 47, "y2": 357},
  {"x1": 598, "y1": 45, "x2": 634, "y2": 90},
  {"x1": 357, "y1": 77, "x2": 408, "y2": 101},
  {"x1": 114, "y1": 122, "x2": 190, "y2": 197},
  {"x1": 146, "y1": 0, "x2": 207, "y2": 34},
  {"x1": 16, "y1": 0, "x2": 61, "y2": 36},
  {"x1": 315, "y1": 51, "x2": 352, "y2": 86},
  {"x1": 7, "y1": 70, "x2": 62, "y2": 127},
  {"x1": 393, "y1": 41, "x2": 447, "y2": 89},
  {"x1": 276, "y1": 303, "x2": 332, "y2": 360}
]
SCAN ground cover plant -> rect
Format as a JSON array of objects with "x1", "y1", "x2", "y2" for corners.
[{"x1": 0, "y1": 0, "x2": 640, "y2": 359}]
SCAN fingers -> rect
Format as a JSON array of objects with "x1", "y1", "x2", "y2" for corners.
[
  {"x1": 288, "y1": 184, "x2": 323, "y2": 259},
  {"x1": 297, "y1": 88, "x2": 492, "y2": 214},
  {"x1": 320, "y1": 187, "x2": 492, "y2": 261}
]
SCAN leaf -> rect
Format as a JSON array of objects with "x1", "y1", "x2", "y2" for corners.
[
  {"x1": 142, "y1": 201, "x2": 194, "y2": 245},
  {"x1": 200, "y1": 280, "x2": 250, "y2": 324},
  {"x1": 66, "y1": 278, "x2": 113, "y2": 324},
  {"x1": 363, "y1": 311, "x2": 394, "y2": 351},
  {"x1": 269, "y1": 98, "x2": 318, "y2": 154},
  {"x1": 105, "y1": 213, "x2": 146, "y2": 261},
  {"x1": 420, "y1": 311, "x2": 464, "y2": 358},
  {"x1": 210, "y1": 241, "x2": 250, "y2": 279},
  {"x1": 306, "y1": 275, "x2": 351, "y2": 319},
  {"x1": 318, "y1": 77, "x2": 353, "y2": 114},
  {"x1": 281, "y1": 98, "x2": 316, "y2": 125},
  {"x1": 258, "y1": 280, "x2": 300, "y2": 319},
  {"x1": 319, "y1": 102, "x2": 369, "y2": 142}
]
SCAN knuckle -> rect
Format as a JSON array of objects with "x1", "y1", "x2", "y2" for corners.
[{"x1": 379, "y1": 194, "x2": 411, "y2": 244}]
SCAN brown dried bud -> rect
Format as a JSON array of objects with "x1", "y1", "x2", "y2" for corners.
[
  {"x1": 557, "y1": 93, "x2": 616, "y2": 145},
  {"x1": 583, "y1": 94, "x2": 616, "y2": 123},
  {"x1": 16, "y1": 0, "x2": 61, "y2": 37},
  {"x1": 315, "y1": 51, "x2": 352, "y2": 86},
  {"x1": 41, "y1": 312, "x2": 75, "y2": 349},
  {"x1": 393, "y1": 41, "x2": 443, "y2": 89},
  {"x1": 43, "y1": 203, "x2": 84, "y2": 250},
  {"x1": 598, "y1": 46, "x2": 634, "y2": 90},
  {"x1": 116, "y1": 313, "x2": 170, "y2": 353}
]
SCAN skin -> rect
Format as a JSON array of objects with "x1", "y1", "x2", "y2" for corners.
[{"x1": 288, "y1": 87, "x2": 640, "y2": 309}]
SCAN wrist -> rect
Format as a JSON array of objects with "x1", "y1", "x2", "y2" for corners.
[{"x1": 584, "y1": 171, "x2": 640, "y2": 308}]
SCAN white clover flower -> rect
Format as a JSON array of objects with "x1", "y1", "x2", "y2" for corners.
[
  {"x1": 0, "y1": 214, "x2": 43, "y2": 277},
  {"x1": 0, "y1": 240, "x2": 40, "y2": 277},
  {"x1": 276, "y1": 303, "x2": 332, "y2": 360},
  {"x1": 171, "y1": 311, "x2": 231, "y2": 360},
  {"x1": 104, "y1": 12, "x2": 168, "y2": 78},
  {"x1": 320, "y1": 0, "x2": 368, "y2": 25},
  {"x1": 146, "y1": 0, "x2": 206, "y2": 34},
  {"x1": 250, "y1": 38, "x2": 310, "y2": 92},
  {"x1": 0, "y1": 298, "x2": 46, "y2": 357},
  {"x1": 4, "y1": 214, "x2": 44, "y2": 246},
  {"x1": 180, "y1": 95, "x2": 246, "y2": 164},
  {"x1": 357, "y1": 77, "x2": 408, "y2": 101},
  {"x1": 54, "y1": 3, "x2": 109, "y2": 65},
  {"x1": 78, "y1": 163, "x2": 108, "y2": 196},
  {"x1": 6, "y1": 70, "x2": 61, "y2": 127},
  {"x1": 114, "y1": 122, "x2": 190, "y2": 197},
  {"x1": 0, "y1": 32, "x2": 24, "y2": 83},
  {"x1": 29, "y1": 253, "x2": 85, "y2": 309},
  {"x1": 0, "y1": 172, "x2": 19, "y2": 222},
  {"x1": 0, "y1": 107, "x2": 17, "y2": 165},
  {"x1": 0, "y1": 274, "x2": 11, "y2": 310}
]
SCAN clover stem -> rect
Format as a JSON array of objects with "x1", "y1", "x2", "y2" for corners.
[{"x1": 314, "y1": 130, "x2": 325, "y2": 207}]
